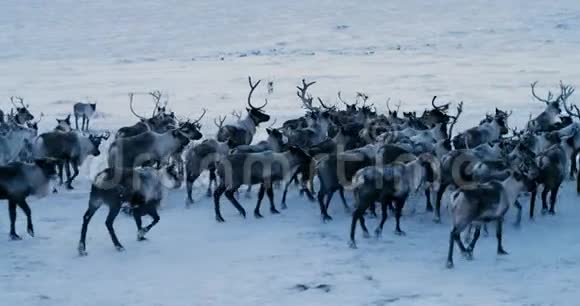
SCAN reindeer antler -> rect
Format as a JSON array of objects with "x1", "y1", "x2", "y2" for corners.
[
  {"x1": 214, "y1": 115, "x2": 227, "y2": 129},
  {"x1": 558, "y1": 81, "x2": 578, "y2": 119},
  {"x1": 447, "y1": 101, "x2": 463, "y2": 140},
  {"x1": 128, "y1": 93, "x2": 147, "y2": 120},
  {"x1": 149, "y1": 90, "x2": 163, "y2": 116},
  {"x1": 10, "y1": 96, "x2": 25, "y2": 109},
  {"x1": 317, "y1": 97, "x2": 335, "y2": 111},
  {"x1": 337, "y1": 91, "x2": 359, "y2": 108},
  {"x1": 431, "y1": 96, "x2": 450, "y2": 112},
  {"x1": 247, "y1": 76, "x2": 266, "y2": 109},
  {"x1": 193, "y1": 108, "x2": 207, "y2": 125},
  {"x1": 296, "y1": 79, "x2": 317, "y2": 111},
  {"x1": 231, "y1": 109, "x2": 243, "y2": 120}
]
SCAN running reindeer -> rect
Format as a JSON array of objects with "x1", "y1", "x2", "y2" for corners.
[{"x1": 78, "y1": 163, "x2": 182, "y2": 255}]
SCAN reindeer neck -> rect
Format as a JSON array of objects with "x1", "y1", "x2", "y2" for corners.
[
  {"x1": 154, "y1": 132, "x2": 183, "y2": 155},
  {"x1": 239, "y1": 116, "x2": 257, "y2": 136},
  {"x1": 266, "y1": 135, "x2": 283, "y2": 152}
]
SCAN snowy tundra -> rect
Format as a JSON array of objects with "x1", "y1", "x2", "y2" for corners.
[{"x1": 2, "y1": 0, "x2": 580, "y2": 305}]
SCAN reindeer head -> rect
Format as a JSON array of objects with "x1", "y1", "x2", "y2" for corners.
[
  {"x1": 89, "y1": 103, "x2": 97, "y2": 111},
  {"x1": 246, "y1": 76, "x2": 270, "y2": 125},
  {"x1": 10, "y1": 97, "x2": 34, "y2": 124},
  {"x1": 56, "y1": 114, "x2": 72, "y2": 131},
  {"x1": 88, "y1": 132, "x2": 110, "y2": 157}
]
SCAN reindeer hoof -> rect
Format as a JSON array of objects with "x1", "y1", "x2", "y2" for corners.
[
  {"x1": 239, "y1": 210, "x2": 247, "y2": 218},
  {"x1": 426, "y1": 205, "x2": 434, "y2": 212},
  {"x1": 498, "y1": 249, "x2": 509, "y2": 255},
  {"x1": 548, "y1": 210, "x2": 556, "y2": 215},
  {"x1": 254, "y1": 211, "x2": 264, "y2": 219},
  {"x1": 137, "y1": 229, "x2": 147, "y2": 241},
  {"x1": 206, "y1": 190, "x2": 212, "y2": 198},
  {"x1": 541, "y1": 208, "x2": 548, "y2": 215},
  {"x1": 52, "y1": 188, "x2": 58, "y2": 194},
  {"x1": 446, "y1": 261, "x2": 454, "y2": 269},
  {"x1": 322, "y1": 215, "x2": 333, "y2": 223},
  {"x1": 348, "y1": 240, "x2": 357, "y2": 249},
  {"x1": 463, "y1": 251, "x2": 473, "y2": 261},
  {"x1": 433, "y1": 217, "x2": 442, "y2": 224},
  {"x1": 281, "y1": 203, "x2": 288, "y2": 210},
  {"x1": 66, "y1": 184, "x2": 74, "y2": 190},
  {"x1": 10, "y1": 233, "x2": 22, "y2": 240},
  {"x1": 270, "y1": 208, "x2": 280, "y2": 215},
  {"x1": 362, "y1": 231, "x2": 371, "y2": 239},
  {"x1": 78, "y1": 243, "x2": 87, "y2": 256},
  {"x1": 115, "y1": 245, "x2": 125, "y2": 252},
  {"x1": 27, "y1": 228, "x2": 34, "y2": 237},
  {"x1": 394, "y1": 230, "x2": 406, "y2": 236},
  {"x1": 216, "y1": 216, "x2": 226, "y2": 223}
]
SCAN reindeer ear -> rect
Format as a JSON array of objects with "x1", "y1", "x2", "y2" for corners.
[{"x1": 266, "y1": 128, "x2": 272, "y2": 135}]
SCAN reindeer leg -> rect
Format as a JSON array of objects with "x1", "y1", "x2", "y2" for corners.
[
  {"x1": 317, "y1": 189, "x2": 332, "y2": 222},
  {"x1": 8, "y1": 200, "x2": 21, "y2": 240},
  {"x1": 207, "y1": 168, "x2": 216, "y2": 197},
  {"x1": 225, "y1": 189, "x2": 247, "y2": 219},
  {"x1": 529, "y1": 188, "x2": 537, "y2": 219},
  {"x1": 86, "y1": 117, "x2": 90, "y2": 131},
  {"x1": 541, "y1": 187, "x2": 549, "y2": 215},
  {"x1": 513, "y1": 200, "x2": 522, "y2": 227},
  {"x1": 254, "y1": 184, "x2": 265, "y2": 219},
  {"x1": 466, "y1": 225, "x2": 481, "y2": 260},
  {"x1": 434, "y1": 184, "x2": 447, "y2": 223},
  {"x1": 349, "y1": 207, "x2": 366, "y2": 249},
  {"x1": 496, "y1": 220, "x2": 508, "y2": 255},
  {"x1": 338, "y1": 187, "x2": 351, "y2": 213},
  {"x1": 425, "y1": 189, "x2": 433, "y2": 212},
  {"x1": 17, "y1": 200, "x2": 34, "y2": 237},
  {"x1": 75, "y1": 115, "x2": 79, "y2": 130},
  {"x1": 57, "y1": 161, "x2": 64, "y2": 185},
  {"x1": 105, "y1": 204, "x2": 124, "y2": 251},
  {"x1": 375, "y1": 198, "x2": 390, "y2": 238},
  {"x1": 78, "y1": 200, "x2": 101, "y2": 256},
  {"x1": 266, "y1": 185, "x2": 279, "y2": 214},
  {"x1": 394, "y1": 197, "x2": 406, "y2": 236},
  {"x1": 66, "y1": 159, "x2": 80, "y2": 189},
  {"x1": 64, "y1": 160, "x2": 73, "y2": 189},
  {"x1": 82, "y1": 115, "x2": 87, "y2": 131},
  {"x1": 139, "y1": 202, "x2": 160, "y2": 240},
  {"x1": 281, "y1": 168, "x2": 300, "y2": 209},
  {"x1": 549, "y1": 186, "x2": 560, "y2": 215},
  {"x1": 213, "y1": 184, "x2": 227, "y2": 222},
  {"x1": 133, "y1": 205, "x2": 144, "y2": 239}
]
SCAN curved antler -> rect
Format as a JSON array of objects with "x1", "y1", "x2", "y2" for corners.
[
  {"x1": 149, "y1": 90, "x2": 163, "y2": 117},
  {"x1": 337, "y1": 91, "x2": 359, "y2": 108},
  {"x1": 193, "y1": 108, "x2": 207, "y2": 124},
  {"x1": 317, "y1": 97, "x2": 335, "y2": 110},
  {"x1": 431, "y1": 96, "x2": 450, "y2": 112},
  {"x1": 128, "y1": 93, "x2": 147, "y2": 120},
  {"x1": 247, "y1": 76, "x2": 265, "y2": 109},
  {"x1": 530, "y1": 81, "x2": 557, "y2": 105},
  {"x1": 10, "y1": 96, "x2": 25, "y2": 109}
]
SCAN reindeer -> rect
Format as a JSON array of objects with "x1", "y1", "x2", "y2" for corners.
[
  {"x1": 108, "y1": 120, "x2": 203, "y2": 170},
  {"x1": 446, "y1": 162, "x2": 537, "y2": 268},
  {"x1": 452, "y1": 108, "x2": 510, "y2": 149},
  {"x1": 33, "y1": 131, "x2": 109, "y2": 189},
  {"x1": 55, "y1": 114, "x2": 73, "y2": 132},
  {"x1": 213, "y1": 146, "x2": 311, "y2": 222},
  {"x1": 0, "y1": 159, "x2": 57, "y2": 239},
  {"x1": 217, "y1": 77, "x2": 270, "y2": 147},
  {"x1": 73, "y1": 101, "x2": 97, "y2": 131},
  {"x1": 9, "y1": 97, "x2": 34, "y2": 125},
  {"x1": 115, "y1": 93, "x2": 178, "y2": 139},
  {"x1": 348, "y1": 153, "x2": 440, "y2": 248},
  {"x1": 0, "y1": 119, "x2": 39, "y2": 165},
  {"x1": 526, "y1": 82, "x2": 573, "y2": 133},
  {"x1": 78, "y1": 163, "x2": 182, "y2": 255}
]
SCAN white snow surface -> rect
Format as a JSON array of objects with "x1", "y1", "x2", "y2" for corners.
[{"x1": 2, "y1": 1, "x2": 580, "y2": 305}]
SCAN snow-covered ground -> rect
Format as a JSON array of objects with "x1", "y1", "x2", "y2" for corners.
[{"x1": 2, "y1": 0, "x2": 580, "y2": 305}]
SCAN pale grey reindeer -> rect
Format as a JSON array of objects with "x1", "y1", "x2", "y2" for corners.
[
  {"x1": 0, "y1": 159, "x2": 57, "y2": 239},
  {"x1": 526, "y1": 81, "x2": 573, "y2": 133},
  {"x1": 452, "y1": 109, "x2": 510, "y2": 149},
  {"x1": 0, "y1": 121, "x2": 38, "y2": 165},
  {"x1": 33, "y1": 131, "x2": 109, "y2": 189},
  {"x1": 213, "y1": 146, "x2": 311, "y2": 222},
  {"x1": 73, "y1": 101, "x2": 97, "y2": 131},
  {"x1": 78, "y1": 163, "x2": 182, "y2": 256},
  {"x1": 446, "y1": 162, "x2": 537, "y2": 268},
  {"x1": 217, "y1": 76, "x2": 271, "y2": 147},
  {"x1": 55, "y1": 114, "x2": 73, "y2": 132},
  {"x1": 348, "y1": 153, "x2": 440, "y2": 249},
  {"x1": 108, "y1": 120, "x2": 203, "y2": 170}
]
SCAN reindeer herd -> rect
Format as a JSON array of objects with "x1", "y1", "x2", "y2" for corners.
[{"x1": 0, "y1": 78, "x2": 579, "y2": 268}]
